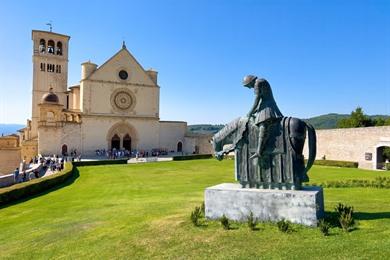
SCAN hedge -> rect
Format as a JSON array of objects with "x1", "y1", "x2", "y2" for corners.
[
  {"x1": 173, "y1": 154, "x2": 213, "y2": 161},
  {"x1": 312, "y1": 160, "x2": 358, "y2": 168},
  {"x1": 0, "y1": 163, "x2": 74, "y2": 206},
  {"x1": 72, "y1": 159, "x2": 128, "y2": 167}
]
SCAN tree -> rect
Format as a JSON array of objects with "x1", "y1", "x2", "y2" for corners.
[
  {"x1": 383, "y1": 147, "x2": 390, "y2": 161},
  {"x1": 337, "y1": 107, "x2": 373, "y2": 128}
]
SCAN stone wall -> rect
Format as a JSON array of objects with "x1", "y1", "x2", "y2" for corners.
[
  {"x1": 0, "y1": 148, "x2": 21, "y2": 175},
  {"x1": 303, "y1": 126, "x2": 390, "y2": 170}
]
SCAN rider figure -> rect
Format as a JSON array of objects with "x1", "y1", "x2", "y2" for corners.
[{"x1": 243, "y1": 75, "x2": 283, "y2": 160}]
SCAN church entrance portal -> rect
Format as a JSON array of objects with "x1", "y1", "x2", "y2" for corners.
[
  {"x1": 111, "y1": 134, "x2": 120, "y2": 150},
  {"x1": 123, "y1": 134, "x2": 131, "y2": 151}
]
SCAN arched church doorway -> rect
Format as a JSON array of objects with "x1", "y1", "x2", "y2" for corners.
[
  {"x1": 61, "y1": 144, "x2": 68, "y2": 156},
  {"x1": 177, "y1": 141, "x2": 183, "y2": 153},
  {"x1": 111, "y1": 134, "x2": 120, "y2": 150},
  {"x1": 123, "y1": 134, "x2": 131, "y2": 151},
  {"x1": 376, "y1": 146, "x2": 390, "y2": 170}
]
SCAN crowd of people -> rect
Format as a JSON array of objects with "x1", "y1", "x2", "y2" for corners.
[
  {"x1": 95, "y1": 148, "x2": 170, "y2": 159},
  {"x1": 13, "y1": 155, "x2": 66, "y2": 184}
]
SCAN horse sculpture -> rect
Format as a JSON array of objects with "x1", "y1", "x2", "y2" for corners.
[{"x1": 212, "y1": 77, "x2": 317, "y2": 190}]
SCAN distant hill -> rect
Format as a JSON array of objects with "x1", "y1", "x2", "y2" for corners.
[
  {"x1": 303, "y1": 113, "x2": 350, "y2": 129},
  {"x1": 304, "y1": 113, "x2": 390, "y2": 129},
  {"x1": 0, "y1": 124, "x2": 25, "y2": 136},
  {"x1": 188, "y1": 113, "x2": 390, "y2": 134}
]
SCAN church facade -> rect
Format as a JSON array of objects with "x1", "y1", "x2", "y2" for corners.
[{"x1": 18, "y1": 29, "x2": 212, "y2": 159}]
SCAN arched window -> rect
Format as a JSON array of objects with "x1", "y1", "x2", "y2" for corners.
[
  {"x1": 111, "y1": 134, "x2": 120, "y2": 150},
  {"x1": 40, "y1": 63, "x2": 45, "y2": 71},
  {"x1": 123, "y1": 134, "x2": 131, "y2": 151},
  {"x1": 39, "y1": 39, "x2": 46, "y2": 53},
  {"x1": 177, "y1": 141, "x2": 183, "y2": 153},
  {"x1": 47, "y1": 40, "x2": 55, "y2": 54},
  {"x1": 56, "y1": 41, "x2": 63, "y2": 55}
]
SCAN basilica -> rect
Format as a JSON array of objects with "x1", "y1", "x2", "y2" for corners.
[{"x1": 14, "y1": 29, "x2": 211, "y2": 161}]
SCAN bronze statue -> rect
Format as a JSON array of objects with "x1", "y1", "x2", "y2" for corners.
[{"x1": 213, "y1": 76, "x2": 316, "y2": 190}]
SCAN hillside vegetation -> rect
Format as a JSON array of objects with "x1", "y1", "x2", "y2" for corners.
[{"x1": 188, "y1": 111, "x2": 390, "y2": 134}]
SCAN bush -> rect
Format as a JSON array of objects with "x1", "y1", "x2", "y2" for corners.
[
  {"x1": 311, "y1": 177, "x2": 390, "y2": 189},
  {"x1": 72, "y1": 159, "x2": 128, "y2": 167},
  {"x1": 318, "y1": 219, "x2": 330, "y2": 236},
  {"x1": 335, "y1": 203, "x2": 355, "y2": 232},
  {"x1": 190, "y1": 206, "x2": 202, "y2": 226},
  {"x1": 172, "y1": 154, "x2": 213, "y2": 161},
  {"x1": 385, "y1": 163, "x2": 390, "y2": 171},
  {"x1": 247, "y1": 212, "x2": 258, "y2": 231},
  {"x1": 0, "y1": 163, "x2": 74, "y2": 206},
  {"x1": 277, "y1": 219, "x2": 293, "y2": 233},
  {"x1": 220, "y1": 214, "x2": 230, "y2": 230},
  {"x1": 312, "y1": 160, "x2": 358, "y2": 168}
]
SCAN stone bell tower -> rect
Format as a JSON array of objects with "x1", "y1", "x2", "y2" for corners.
[{"x1": 30, "y1": 30, "x2": 70, "y2": 138}]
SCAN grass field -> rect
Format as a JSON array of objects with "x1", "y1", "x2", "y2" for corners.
[{"x1": 0, "y1": 159, "x2": 389, "y2": 259}]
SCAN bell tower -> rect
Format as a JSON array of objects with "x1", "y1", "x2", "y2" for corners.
[{"x1": 30, "y1": 30, "x2": 70, "y2": 138}]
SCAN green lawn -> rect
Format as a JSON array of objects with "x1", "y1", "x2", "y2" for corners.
[{"x1": 0, "y1": 159, "x2": 389, "y2": 259}]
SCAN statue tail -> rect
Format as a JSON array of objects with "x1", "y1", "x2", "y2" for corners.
[{"x1": 304, "y1": 122, "x2": 317, "y2": 176}]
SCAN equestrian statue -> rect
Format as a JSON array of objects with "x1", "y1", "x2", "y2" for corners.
[{"x1": 212, "y1": 76, "x2": 317, "y2": 190}]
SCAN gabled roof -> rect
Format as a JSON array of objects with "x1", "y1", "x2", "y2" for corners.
[{"x1": 84, "y1": 46, "x2": 156, "y2": 86}]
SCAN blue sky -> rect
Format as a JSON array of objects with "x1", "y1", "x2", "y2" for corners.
[{"x1": 0, "y1": 0, "x2": 389, "y2": 125}]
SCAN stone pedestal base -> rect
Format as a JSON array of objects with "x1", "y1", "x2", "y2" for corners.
[{"x1": 205, "y1": 183, "x2": 324, "y2": 227}]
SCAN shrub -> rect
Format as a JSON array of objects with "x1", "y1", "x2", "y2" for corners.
[
  {"x1": 190, "y1": 206, "x2": 202, "y2": 226},
  {"x1": 335, "y1": 203, "x2": 355, "y2": 232},
  {"x1": 318, "y1": 219, "x2": 330, "y2": 236},
  {"x1": 72, "y1": 159, "x2": 128, "y2": 167},
  {"x1": 247, "y1": 212, "x2": 258, "y2": 231},
  {"x1": 220, "y1": 214, "x2": 230, "y2": 230},
  {"x1": 312, "y1": 159, "x2": 358, "y2": 168},
  {"x1": 201, "y1": 201, "x2": 205, "y2": 216},
  {"x1": 172, "y1": 154, "x2": 213, "y2": 161},
  {"x1": 277, "y1": 219, "x2": 293, "y2": 233},
  {"x1": 314, "y1": 177, "x2": 390, "y2": 189},
  {"x1": 0, "y1": 163, "x2": 74, "y2": 206}
]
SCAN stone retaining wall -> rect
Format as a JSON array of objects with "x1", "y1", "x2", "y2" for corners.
[{"x1": 304, "y1": 126, "x2": 390, "y2": 170}]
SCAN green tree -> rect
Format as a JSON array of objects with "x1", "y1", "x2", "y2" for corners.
[
  {"x1": 337, "y1": 107, "x2": 373, "y2": 128},
  {"x1": 383, "y1": 147, "x2": 390, "y2": 161}
]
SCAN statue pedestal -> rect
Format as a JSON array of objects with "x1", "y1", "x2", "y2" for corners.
[{"x1": 205, "y1": 183, "x2": 324, "y2": 227}]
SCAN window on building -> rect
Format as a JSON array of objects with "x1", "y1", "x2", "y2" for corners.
[
  {"x1": 39, "y1": 39, "x2": 46, "y2": 53},
  {"x1": 55, "y1": 65, "x2": 61, "y2": 73},
  {"x1": 40, "y1": 63, "x2": 45, "y2": 71},
  {"x1": 66, "y1": 95, "x2": 69, "y2": 109},
  {"x1": 47, "y1": 40, "x2": 55, "y2": 54},
  {"x1": 47, "y1": 64, "x2": 55, "y2": 72},
  {"x1": 56, "y1": 41, "x2": 63, "y2": 55}
]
